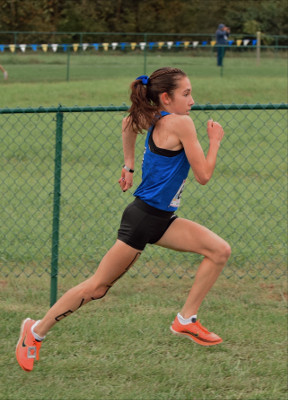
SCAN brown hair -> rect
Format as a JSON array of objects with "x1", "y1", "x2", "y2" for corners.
[{"x1": 128, "y1": 67, "x2": 187, "y2": 134}]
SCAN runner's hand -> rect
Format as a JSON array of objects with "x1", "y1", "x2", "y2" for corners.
[
  {"x1": 118, "y1": 168, "x2": 133, "y2": 192},
  {"x1": 207, "y1": 119, "x2": 224, "y2": 144}
]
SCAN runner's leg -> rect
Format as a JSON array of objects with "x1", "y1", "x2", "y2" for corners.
[{"x1": 156, "y1": 218, "x2": 231, "y2": 317}]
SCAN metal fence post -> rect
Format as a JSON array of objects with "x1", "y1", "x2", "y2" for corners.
[
  {"x1": 257, "y1": 31, "x2": 261, "y2": 65},
  {"x1": 50, "y1": 109, "x2": 64, "y2": 306},
  {"x1": 144, "y1": 33, "x2": 147, "y2": 74},
  {"x1": 220, "y1": 46, "x2": 224, "y2": 77},
  {"x1": 0, "y1": 104, "x2": 287, "y2": 285},
  {"x1": 66, "y1": 45, "x2": 71, "y2": 82}
]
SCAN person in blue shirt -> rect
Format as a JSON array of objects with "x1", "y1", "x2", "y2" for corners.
[
  {"x1": 216, "y1": 23, "x2": 231, "y2": 66},
  {"x1": 16, "y1": 67, "x2": 231, "y2": 372}
]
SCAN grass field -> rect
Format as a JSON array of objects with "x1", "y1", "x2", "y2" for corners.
[
  {"x1": 0, "y1": 53, "x2": 287, "y2": 400},
  {"x1": 0, "y1": 275, "x2": 287, "y2": 400},
  {"x1": 1, "y1": 53, "x2": 287, "y2": 106}
]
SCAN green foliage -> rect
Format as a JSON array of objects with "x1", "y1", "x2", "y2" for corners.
[
  {"x1": 243, "y1": 20, "x2": 261, "y2": 35},
  {"x1": 225, "y1": 0, "x2": 288, "y2": 36},
  {"x1": 0, "y1": 0, "x2": 287, "y2": 37}
]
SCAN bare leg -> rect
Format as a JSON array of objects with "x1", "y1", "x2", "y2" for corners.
[
  {"x1": 156, "y1": 218, "x2": 231, "y2": 318},
  {"x1": 0, "y1": 65, "x2": 8, "y2": 80},
  {"x1": 34, "y1": 240, "x2": 141, "y2": 337}
]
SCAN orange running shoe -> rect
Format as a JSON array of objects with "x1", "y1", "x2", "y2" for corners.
[
  {"x1": 16, "y1": 318, "x2": 42, "y2": 372},
  {"x1": 170, "y1": 316, "x2": 222, "y2": 346}
]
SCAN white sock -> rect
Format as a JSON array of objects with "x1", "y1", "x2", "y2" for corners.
[
  {"x1": 31, "y1": 320, "x2": 46, "y2": 341},
  {"x1": 177, "y1": 313, "x2": 197, "y2": 325}
]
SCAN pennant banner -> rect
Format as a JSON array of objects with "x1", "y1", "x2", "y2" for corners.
[
  {"x1": 19, "y1": 44, "x2": 27, "y2": 52},
  {"x1": 0, "y1": 38, "x2": 260, "y2": 54},
  {"x1": 51, "y1": 44, "x2": 58, "y2": 52}
]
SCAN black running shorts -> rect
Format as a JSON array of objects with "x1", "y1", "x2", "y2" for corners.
[{"x1": 117, "y1": 197, "x2": 178, "y2": 250}]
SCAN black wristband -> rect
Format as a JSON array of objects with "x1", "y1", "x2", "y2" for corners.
[{"x1": 123, "y1": 165, "x2": 134, "y2": 173}]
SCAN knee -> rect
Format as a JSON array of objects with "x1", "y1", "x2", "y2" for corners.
[
  {"x1": 90, "y1": 285, "x2": 110, "y2": 300},
  {"x1": 214, "y1": 240, "x2": 231, "y2": 266},
  {"x1": 79, "y1": 280, "x2": 110, "y2": 301}
]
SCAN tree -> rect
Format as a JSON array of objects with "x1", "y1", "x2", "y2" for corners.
[{"x1": 0, "y1": 0, "x2": 287, "y2": 43}]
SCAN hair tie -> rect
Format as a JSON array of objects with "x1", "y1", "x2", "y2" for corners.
[{"x1": 136, "y1": 75, "x2": 149, "y2": 85}]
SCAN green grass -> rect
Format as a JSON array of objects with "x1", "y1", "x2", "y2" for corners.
[
  {"x1": 0, "y1": 275, "x2": 287, "y2": 400},
  {"x1": 0, "y1": 107, "x2": 286, "y2": 281},
  {"x1": 0, "y1": 56, "x2": 286, "y2": 282},
  {"x1": 0, "y1": 52, "x2": 287, "y2": 399},
  {"x1": 0, "y1": 53, "x2": 287, "y2": 106}
]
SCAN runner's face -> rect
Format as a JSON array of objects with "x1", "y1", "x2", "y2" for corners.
[{"x1": 169, "y1": 76, "x2": 194, "y2": 115}]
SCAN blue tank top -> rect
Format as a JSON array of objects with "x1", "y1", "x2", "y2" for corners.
[{"x1": 134, "y1": 111, "x2": 190, "y2": 211}]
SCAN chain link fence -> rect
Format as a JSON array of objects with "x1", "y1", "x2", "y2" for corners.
[{"x1": 0, "y1": 104, "x2": 287, "y2": 300}]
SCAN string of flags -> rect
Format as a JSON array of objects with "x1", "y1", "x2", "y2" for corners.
[{"x1": 0, "y1": 39, "x2": 257, "y2": 53}]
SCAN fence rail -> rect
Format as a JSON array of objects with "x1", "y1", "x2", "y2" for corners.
[
  {"x1": 1, "y1": 30, "x2": 287, "y2": 45},
  {"x1": 0, "y1": 104, "x2": 287, "y2": 305},
  {"x1": 1, "y1": 35, "x2": 286, "y2": 83}
]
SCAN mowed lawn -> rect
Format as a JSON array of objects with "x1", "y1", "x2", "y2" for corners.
[
  {"x1": 0, "y1": 53, "x2": 287, "y2": 400},
  {"x1": 0, "y1": 275, "x2": 287, "y2": 400},
  {"x1": 1, "y1": 53, "x2": 287, "y2": 106}
]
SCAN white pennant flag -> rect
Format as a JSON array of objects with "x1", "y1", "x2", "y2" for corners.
[
  {"x1": 51, "y1": 44, "x2": 58, "y2": 52},
  {"x1": 19, "y1": 44, "x2": 27, "y2": 52},
  {"x1": 82, "y1": 43, "x2": 89, "y2": 51},
  {"x1": 192, "y1": 41, "x2": 199, "y2": 48},
  {"x1": 243, "y1": 39, "x2": 250, "y2": 46},
  {"x1": 167, "y1": 41, "x2": 173, "y2": 49},
  {"x1": 112, "y1": 42, "x2": 118, "y2": 50},
  {"x1": 139, "y1": 42, "x2": 146, "y2": 50}
]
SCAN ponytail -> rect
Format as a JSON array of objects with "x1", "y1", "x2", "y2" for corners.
[{"x1": 128, "y1": 67, "x2": 187, "y2": 134}]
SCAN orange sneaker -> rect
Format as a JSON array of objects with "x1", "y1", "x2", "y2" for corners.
[
  {"x1": 170, "y1": 316, "x2": 222, "y2": 346},
  {"x1": 16, "y1": 318, "x2": 42, "y2": 372}
]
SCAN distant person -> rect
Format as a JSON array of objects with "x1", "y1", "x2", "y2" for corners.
[
  {"x1": 216, "y1": 23, "x2": 230, "y2": 66},
  {"x1": 0, "y1": 64, "x2": 8, "y2": 80}
]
